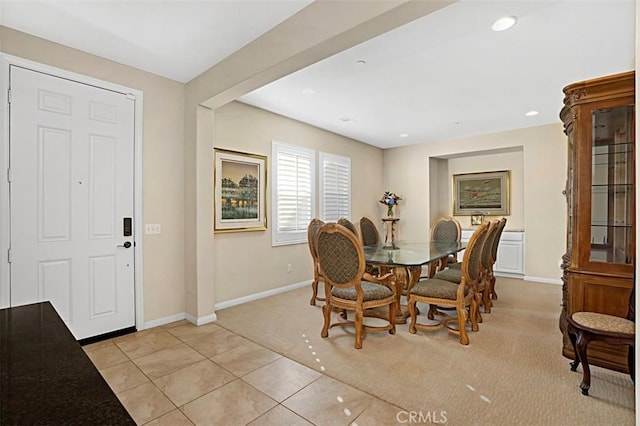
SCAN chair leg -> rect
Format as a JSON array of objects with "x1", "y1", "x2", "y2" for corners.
[
  {"x1": 469, "y1": 298, "x2": 479, "y2": 332},
  {"x1": 574, "y1": 332, "x2": 592, "y2": 395},
  {"x1": 388, "y1": 301, "x2": 396, "y2": 335},
  {"x1": 354, "y1": 309, "x2": 364, "y2": 349},
  {"x1": 482, "y1": 288, "x2": 492, "y2": 314},
  {"x1": 567, "y1": 325, "x2": 580, "y2": 372},
  {"x1": 408, "y1": 299, "x2": 418, "y2": 334},
  {"x1": 427, "y1": 304, "x2": 437, "y2": 320},
  {"x1": 490, "y1": 276, "x2": 498, "y2": 300},
  {"x1": 310, "y1": 278, "x2": 318, "y2": 306},
  {"x1": 321, "y1": 302, "x2": 331, "y2": 338},
  {"x1": 457, "y1": 306, "x2": 469, "y2": 345},
  {"x1": 474, "y1": 294, "x2": 483, "y2": 324}
]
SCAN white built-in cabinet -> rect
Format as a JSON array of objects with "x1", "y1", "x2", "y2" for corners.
[{"x1": 460, "y1": 229, "x2": 524, "y2": 276}]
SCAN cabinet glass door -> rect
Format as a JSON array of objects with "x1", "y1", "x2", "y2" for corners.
[{"x1": 590, "y1": 105, "x2": 634, "y2": 264}]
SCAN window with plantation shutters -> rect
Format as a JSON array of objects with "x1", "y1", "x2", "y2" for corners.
[
  {"x1": 272, "y1": 141, "x2": 315, "y2": 245},
  {"x1": 319, "y1": 152, "x2": 351, "y2": 222}
]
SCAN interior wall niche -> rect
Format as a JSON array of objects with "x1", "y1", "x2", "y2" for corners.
[{"x1": 428, "y1": 147, "x2": 524, "y2": 229}]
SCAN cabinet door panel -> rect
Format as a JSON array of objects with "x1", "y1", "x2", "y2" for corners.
[
  {"x1": 568, "y1": 273, "x2": 631, "y2": 317},
  {"x1": 496, "y1": 241, "x2": 523, "y2": 274}
]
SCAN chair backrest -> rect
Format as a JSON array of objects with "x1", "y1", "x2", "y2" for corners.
[
  {"x1": 481, "y1": 220, "x2": 501, "y2": 271},
  {"x1": 338, "y1": 218, "x2": 358, "y2": 236},
  {"x1": 430, "y1": 217, "x2": 462, "y2": 243},
  {"x1": 307, "y1": 218, "x2": 325, "y2": 260},
  {"x1": 359, "y1": 216, "x2": 379, "y2": 246},
  {"x1": 490, "y1": 218, "x2": 507, "y2": 263},
  {"x1": 316, "y1": 223, "x2": 365, "y2": 289},
  {"x1": 461, "y1": 221, "x2": 490, "y2": 285}
]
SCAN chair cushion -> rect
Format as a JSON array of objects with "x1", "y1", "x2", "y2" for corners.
[
  {"x1": 448, "y1": 262, "x2": 462, "y2": 270},
  {"x1": 433, "y1": 268, "x2": 462, "y2": 284},
  {"x1": 409, "y1": 278, "x2": 463, "y2": 300},
  {"x1": 331, "y1": 281, "x2": 393, "y2": 301},
  {"x1": 571, "y1": 312, "x2": 635, "y2": 335}
]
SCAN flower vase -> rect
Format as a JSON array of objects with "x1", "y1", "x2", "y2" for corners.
[{"x1": 387, "y1": 205, "x2": 394, "y2": 218}]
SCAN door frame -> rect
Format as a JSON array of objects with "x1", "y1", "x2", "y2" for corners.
[{"x1": 0, "y1": 53, "x2": 144, "y2": 332}]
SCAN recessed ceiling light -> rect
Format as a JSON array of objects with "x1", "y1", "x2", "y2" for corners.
[
  {"x1": 492, "y1": 16, "x2": 517, "y2": 31},
  {"x1": 301, "y1": 88, "x2": 316, "y2": 95},
  {"x1": 525, "y1": 110, "x2": 539, "y2": 117},
  {"x1": 356, "y1": 60, "x2": 366, "y2": 65},
  {"x1": 399, "y1": 133, "x2": 409, "y2": 138}
]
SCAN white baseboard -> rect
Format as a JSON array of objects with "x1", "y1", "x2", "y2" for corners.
[
  {"x1": 185, "y1": 312, "x2": 218, "y2": 326},
  {"x1": 143, "y1": 312, "x2": 186, "y2": 330},
  {"x1": 214, "y1": 279, "x2": 312, "y2": 311},
  {"x1": 495, "y1": 272, "x2": 524, "y2": 279},
  {"x1": 142, "y1": 280, "x2": 311, "y2": 329},
  {"x1": 524, "y1": 275, "x2": 562, "y2": 285}
]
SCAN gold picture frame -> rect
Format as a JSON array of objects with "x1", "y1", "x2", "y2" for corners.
[
  {"x1": 453, "y1": 170, "x2": 510, "y2": 216},
  {"x1": 214, "y1": 148, "x2": 267, "y2": 233},
  {"x1": 471, "y1": 214, "x2": 484, "y2": 226}
]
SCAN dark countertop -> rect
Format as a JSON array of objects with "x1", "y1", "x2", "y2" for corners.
[{"x1": 0, "y1": 302, "x2": 135, "y2": 425}]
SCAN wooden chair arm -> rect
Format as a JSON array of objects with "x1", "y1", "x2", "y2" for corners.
[{"x1": 363, "y1": 271, "x2": 395, "y2": 289}]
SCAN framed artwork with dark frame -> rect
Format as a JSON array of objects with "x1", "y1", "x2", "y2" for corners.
[
  {"x1": 214, "y1": 148, "x2": 267, "y2": 233},
  {"x1": 453, "y1": 170, "x2": 510, "y2": 216}
]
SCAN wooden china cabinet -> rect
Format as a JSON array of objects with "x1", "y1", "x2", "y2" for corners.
[{"x1": 559, "y1": 71, "x2": 635, "y2": 373}]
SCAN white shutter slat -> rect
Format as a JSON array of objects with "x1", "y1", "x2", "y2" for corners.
[
  {"x1": 319, "y1": 152, "x2": 351, "y2": 222},
  {"x1": 272, "y1": 142, "x2": 315, "y2": 245}
]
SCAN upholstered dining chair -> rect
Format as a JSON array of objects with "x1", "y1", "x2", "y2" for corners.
[
  {"x1": 307, "y1": 218, "x2": 325, "y2": 306},
  {"x1": 359, "y1": 216, "x2": 381, "y2": 275},
  {"x1": 488, "y1": 218, "x2": 507, "y2": 300},
  {"x1": 427, "y1": 216, "x2": 462, "y2": 277},
  {"x1": 359, "y1": 216, "x2": 380, "y2": 246},
  {"x1": 567, "y1": 285, "x2": 635, "y2": 396},
  {"x1": 338, "y1": 218, "x2": 359, "y2": 237},
  {"x1": 432, "y1": 219, "x2": 499, "y2": 317},
  {"x1": 316, "y1": 223, "x2": 396, "y2": 349},
  {"x1": 407, "y1": 221, "x2": 489, "y2": 345}
]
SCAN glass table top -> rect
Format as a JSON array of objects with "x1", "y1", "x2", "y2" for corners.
[{"x1": 363, "y1": 240, "x2": 466, "y2": 267}]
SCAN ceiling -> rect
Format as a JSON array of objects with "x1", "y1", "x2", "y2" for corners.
[{"x1": 1, "y1": 1, "x2": 635, "y2": 149}]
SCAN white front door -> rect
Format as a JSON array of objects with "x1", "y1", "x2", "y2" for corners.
[{"x1": 9, "y1": 65, "x2": 136, "y2": 340}]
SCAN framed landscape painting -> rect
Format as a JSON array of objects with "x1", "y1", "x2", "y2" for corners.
[
  {"x1": 453, "y1": 170, "x2": 510, "y2": 215},
  {"x1": 214, "y1": 148, "x2": 267, "y2": 233}
]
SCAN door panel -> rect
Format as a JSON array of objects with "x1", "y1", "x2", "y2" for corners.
[{"x1": 9, "y1": 65, "x2": 135, "y2": 340}]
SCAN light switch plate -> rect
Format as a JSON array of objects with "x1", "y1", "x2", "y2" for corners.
[{"x1": 145, "y1": 223, "x2": 161, "y2": 235}]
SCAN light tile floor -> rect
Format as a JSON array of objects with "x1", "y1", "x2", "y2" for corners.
[{"x1": 84, "y1": 320, "x2": 405, "y2": 425}]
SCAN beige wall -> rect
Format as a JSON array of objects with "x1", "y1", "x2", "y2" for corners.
[
  {"x1": 213, "y1": 101, "x2": 383, "y2": 302},
  {"x1": 445, "y1": 150, "x2": 524, "y2": 229},
  {"x1": 383, "y1": 123, "x2": 567, "y2": 281},
  {"x1": 1, "y1": 26, "x2": 187, "y2": 322},
  {"x1": 183, "y1": 1, "x2": 457, "y2": 322}
]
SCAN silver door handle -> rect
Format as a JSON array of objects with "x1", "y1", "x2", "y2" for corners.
[{"x1": 117, "y1": 241, "x2": 132, "y2": 248}]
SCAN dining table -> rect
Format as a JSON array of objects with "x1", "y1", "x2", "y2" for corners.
[{"x1": 363, "y1": 240, "x2": 466, "y2": 324}]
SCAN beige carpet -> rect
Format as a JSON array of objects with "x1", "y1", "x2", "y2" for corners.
[{"x1": 215, "y1": 277, "x2": 635, "y2": 425}]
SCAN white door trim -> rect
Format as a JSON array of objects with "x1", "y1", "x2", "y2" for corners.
[{"x1": 0, "y1": 53, "x2": 144, "y2": 332}]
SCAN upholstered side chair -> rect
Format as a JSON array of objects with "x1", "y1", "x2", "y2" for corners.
[
  {"x1": 488, "y1": 218, "x2": 507, "y2": 300},
  {"x1": 567, "y1": 285, "x2": 635, "y2": 395},
  {"x1": 427, "y1": 216, "x2": 462, "y2": 277},
  {"x1": 338, "y1": 218, "x2": 359, "y2": 237},
  {"x1": 433, "y1": 219, "x2": 499, "y2": 318},
  {"x1": 316, "y1": 223, "x2": 396, "y2": 349},
  {"x1": 407, "y1": 221, "x2": 488, "y2": 345},
  {"x1": 359, "y1": 216, "x2": 380, "y2": 246},
  {"x1": 307, "y1": 218, "x2": 325, "y2": 306}
]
